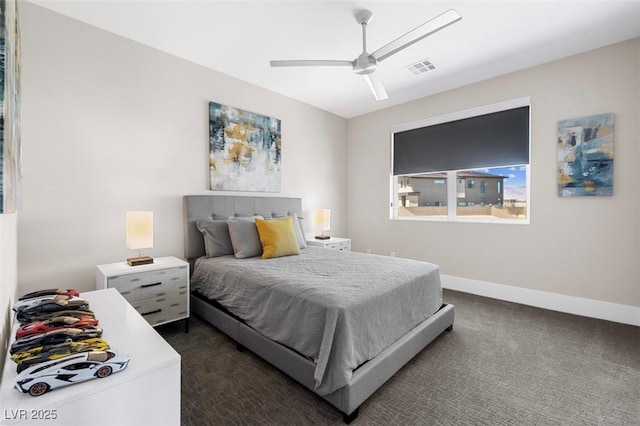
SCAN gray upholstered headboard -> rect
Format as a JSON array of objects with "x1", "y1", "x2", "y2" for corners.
[{"x1": 183, "y1": 195, "x2": 303, "y2": 262}]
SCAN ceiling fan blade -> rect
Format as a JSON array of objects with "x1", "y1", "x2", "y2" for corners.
[
  {"x1": 270, "y1": 60, "x2": 353, "y2": 67},
  {"x1": 372, "y1": 9, "x2": 462, "y2": 62},
  {"x1": 363, "y1": 73, "x2": 388, "y2": 101}
]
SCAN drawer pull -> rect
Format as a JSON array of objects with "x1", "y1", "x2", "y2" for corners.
[
  {"x1": 141, "y1": 309, "x2": 162, "y2": 316},
  {"x1": 141, "y1": 282, "x2": 162, "y2": 288}
]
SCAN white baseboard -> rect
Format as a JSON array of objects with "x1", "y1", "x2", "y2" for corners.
[{"x1": 441, "y1": 274, "x2": 640, "y2": 327}]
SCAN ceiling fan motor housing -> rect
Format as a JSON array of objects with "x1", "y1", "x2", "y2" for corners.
[{"x1": 353, "y1": 53, "x2": 377, "y2": 75}]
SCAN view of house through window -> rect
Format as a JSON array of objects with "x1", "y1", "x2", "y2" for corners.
[
  {"x1": 398, "y1": 173, "x2": 448, "y2": 217},
  {"x1": 396, "y1": 165, "x2": 528, "y2": 221}
]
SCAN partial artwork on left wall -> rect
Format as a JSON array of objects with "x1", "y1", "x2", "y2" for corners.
[
  {"x1": 208, "y1": 101, "x2": 281, "y2": 192},
  {"x1": 0, "y1": 0, "x2": 21, "y2": 214}
]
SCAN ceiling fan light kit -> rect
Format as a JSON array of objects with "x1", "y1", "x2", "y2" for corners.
[{"x1": 270, "y1": 8, "x2": 461, "y2": 101}]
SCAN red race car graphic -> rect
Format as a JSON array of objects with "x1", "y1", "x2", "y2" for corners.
[{"x1": 16, "y1": 316, "x2": 99, "y2": 339}]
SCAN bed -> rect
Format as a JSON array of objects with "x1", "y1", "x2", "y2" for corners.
[{"x1": 183, "y1": 195, "x2": 454, "y2": 423}]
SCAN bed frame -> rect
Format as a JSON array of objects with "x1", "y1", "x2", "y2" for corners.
[{"x1": 183, "y1": 195, "x2": 454, "y2": 423}]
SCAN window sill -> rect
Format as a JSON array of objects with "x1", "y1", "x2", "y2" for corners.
[{"x1": 392, "y1": 216, "x2": 530, "y2": 225}]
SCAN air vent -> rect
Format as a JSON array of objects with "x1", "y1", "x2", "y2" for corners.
[{"x1": 405, "y1": 58, "x2": 436, "y2": 75}]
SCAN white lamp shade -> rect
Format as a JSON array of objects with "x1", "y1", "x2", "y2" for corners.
[
  {"x1": 315, "y1": 208, "x2": 331, "y2": 231},
  {"x1": 126, "y1": 211, "x2": 154, "y2": 250}
]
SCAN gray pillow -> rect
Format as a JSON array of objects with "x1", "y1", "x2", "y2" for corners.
[
  {"x1": 227, "y1": 216, "x2": 264, "y2": 259},
  {"x1": 291, "y1": 213, "x2": 307, "y2": 249},
  {"x1": 196, "y1": 220, "x2": 234, "y2": 258}
]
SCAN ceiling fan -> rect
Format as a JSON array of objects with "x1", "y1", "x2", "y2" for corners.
[{"x1": 270, "y1": 9, "x2": 462, "y2": 101}]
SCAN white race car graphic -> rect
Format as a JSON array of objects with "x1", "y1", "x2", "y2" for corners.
[{"x1": 15, "y1": 350, "x2": 130, "y2": 396}]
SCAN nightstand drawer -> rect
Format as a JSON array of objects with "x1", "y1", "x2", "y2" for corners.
[
  {"x1": 306, "y1": 237, "x2": 351, "y2": 251},
  {"x1": 107, "y1": 266, "x2": 188, "y2": 301},
  {"x1": 130, "y1": 291, "x2": 189, "y2": 326},
  {"x1": 325, "y1": 240, "x2": 351, "y2": 251}
]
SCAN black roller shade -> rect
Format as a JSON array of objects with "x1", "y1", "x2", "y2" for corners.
[{"x1": 393, "y1": 106, "x2": 530, "y2": 175}]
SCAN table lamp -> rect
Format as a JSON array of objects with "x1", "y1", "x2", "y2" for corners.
[
  {"x1": 314, "y1": 208, "x2": 331, "y2": 240},
  {"x1": 126, "y1": 211, "x2": 154, "y2": 266}
]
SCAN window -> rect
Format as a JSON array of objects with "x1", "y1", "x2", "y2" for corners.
[
  {"x1": 64, "y1": 362, "x2": 93, "y2": 371},
  {"x1": 391, "y1": 98, "x2": 530, "y2": 223}
]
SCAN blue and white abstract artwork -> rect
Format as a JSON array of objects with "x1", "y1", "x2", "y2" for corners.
[
  {"x1": 208, "y1": 102, "x2": 281, "y2": 192},
  {"x1": 557, "y1": 113, "x2": 614, "y2": 197},
  {"x1": 0, "y1": 0, "x2": 21, "y2": 213}
]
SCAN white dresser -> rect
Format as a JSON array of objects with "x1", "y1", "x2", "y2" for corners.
[
  {"x1": 96, "y1": 256, "x2": 189, "y2": 329},
  {"x1": 306, "y1": 237, "x2": 351, "y2": 251},
  {"x1": 0, "y1": 288, "x2": 180, "y2": 426}
]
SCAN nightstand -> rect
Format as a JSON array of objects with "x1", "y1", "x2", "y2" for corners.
[
  {"x1": 96, "y1": 256, "x2": 189, "y2": 330},
  {"x1": 306, "y1": 237, "x2": 351, "y2": 251}
]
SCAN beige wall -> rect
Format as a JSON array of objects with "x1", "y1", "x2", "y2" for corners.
[
  {"x1": 17, "y1": 3, "x2": 347, "y2": 294},
  {"x1": 348, "y1": 38, "x2": 640, "y2": 308},
  {"x1": 0, "y1": 213, "x2": 18, "y2": 377}
]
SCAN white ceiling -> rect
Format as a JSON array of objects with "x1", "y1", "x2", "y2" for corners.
[{"x1": 29, "y1": 0, "x2": 640, "y2": 118}]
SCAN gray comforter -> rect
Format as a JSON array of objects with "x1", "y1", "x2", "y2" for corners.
[{"x1": 191, "y1": 246, "x2": 442, "y2": 395}]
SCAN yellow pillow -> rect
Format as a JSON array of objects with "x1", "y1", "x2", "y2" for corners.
[{"x1": 255, "y1": 217, "x2": 301, "y2": 259}]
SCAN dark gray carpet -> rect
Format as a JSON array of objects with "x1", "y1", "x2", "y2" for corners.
[{"x1": 159, "y1": 290, "x2": 640, "y2": 425}]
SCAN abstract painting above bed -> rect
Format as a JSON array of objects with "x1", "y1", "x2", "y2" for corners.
[{"x1": 208, "y1": 101, "x2": 281, "y2": 192}]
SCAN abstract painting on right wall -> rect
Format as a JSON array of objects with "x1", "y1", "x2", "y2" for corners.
[{"x1": 557, "y1": 113, "x2": 614, "y2": 197}]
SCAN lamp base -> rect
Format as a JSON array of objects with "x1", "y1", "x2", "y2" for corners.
[
  {"x1": 127, "y1": 256, "x2": 154, "y2": 266},
  {"x1": 315, "y1": 235, "x2": 330, "y2": 240}
]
